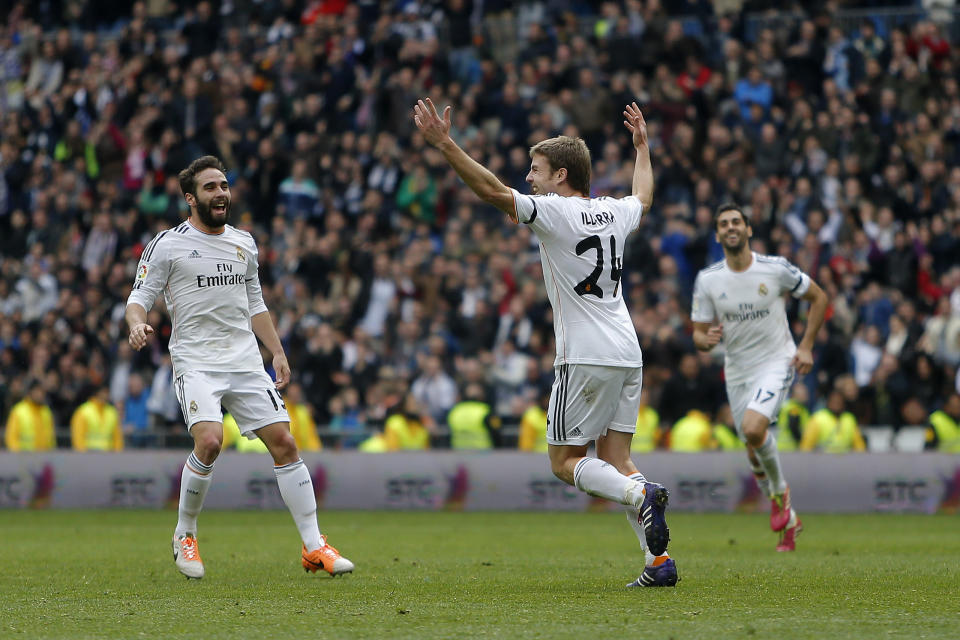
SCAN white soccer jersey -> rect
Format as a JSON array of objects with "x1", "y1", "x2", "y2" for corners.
[
  {"x1": 691, "y1": 252, "x2": 811, "y2": 385},
  {"x1": 511, "y1": 188, "x2": 644, "y2": 367},
  {"x1": 127, "y1": 220, "x2": 269, "y2": 377}
]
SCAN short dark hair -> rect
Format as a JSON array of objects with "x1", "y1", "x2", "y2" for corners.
[
  {"x1": 714, "y1": 203, "x2": 749, "y2": 230},
  {"x1": 529, "y1": 136, "x2": 591, "y2": 195},
  {"x1": 178, "y1": 156, "x2": 227, "y2": 198}
]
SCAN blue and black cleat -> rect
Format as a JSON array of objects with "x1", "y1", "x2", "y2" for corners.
[
  {"x1": 627, "y1": 558, "x2": 679, "y2": 587},
  {"x1": 639, "y1": 482, "x2": 670, "y2": 556}
]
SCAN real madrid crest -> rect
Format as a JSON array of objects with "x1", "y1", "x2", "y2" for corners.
[
  {"x1": 236, "y1": 246, "x2": 246, "y2": 261},
  {"x1": 758, "y1": 283, "x2": 768, "y2": 296},
  {"x1": 189, "y1": 400, "x2": 198, "y2": 414}
]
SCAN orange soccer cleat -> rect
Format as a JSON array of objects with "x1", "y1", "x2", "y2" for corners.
[
  {"x1": 301, "y1": 535, "x2": 355, "y2": 576},
  {"x1": 172, "y1": 533, "x2": 205, "y2": 579}
]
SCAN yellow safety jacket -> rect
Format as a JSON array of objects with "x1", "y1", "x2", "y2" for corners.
[
  {"x1": 287, "y1": 402, "x2": 321, "y2": 451},
  {"x1": 927, "y1": 411, "x2": 960, "y2": 453},
  {"x1": 447, "y1": 401, "x2": 494, "y2": 450},
  {"x1": 670, "y1": 411, "x2": 714, "y2": 452},
  {"x1": 518, "y1": 405, "x2": 548, "y2": 453},
  {"x1": 713, "y1": 423, "x2": 744, "y2": 450},
  {"x1": 71, "y1": 399, "x2": 122, "y2": 451},
  {"x1": 5, "y1": 399, "x2": 55, "y2": 451},
  {"x1": 776, "y1": 399, "x2": 809, "y2": 452},
  {"x1": 384, "y1": 414, "x2": 429, "y2": 450},
  {"x1": 802, "y1": 409, "x2": 865, "y2": 453},
  {"x1": 222, "y1": 414, "x2": 270, "y2": 453},
  {"x1": 632, "y1": 406, "x2": 659, "y2": 453},
  {"x1": 358, "y1": 433, "x2": 389, "y2": 452}
]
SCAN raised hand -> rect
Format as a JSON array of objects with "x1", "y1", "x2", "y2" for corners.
[
  {"x1": 413, "y1": 98, "x2": 452, "y2": 148},
  {"x1": 623, "y1": 102, "x2": 648, "y2": 150}
]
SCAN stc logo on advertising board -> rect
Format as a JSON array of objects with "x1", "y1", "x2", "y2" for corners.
[
  {"x1": 0, "y1": 463, "x2": 55, "y2": 508},
  {"x1": 873, "y1": 467, "x2": 960, "y2": 513},
  {"x1": 384, "y1": 465, "x2": 470, "y2": 510}
]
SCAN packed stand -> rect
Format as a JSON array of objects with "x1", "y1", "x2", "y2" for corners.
[{"x1": 1, "y1": 0, "x2": 959, "y2": 453}]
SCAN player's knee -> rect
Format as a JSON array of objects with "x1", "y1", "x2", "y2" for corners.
[
  {"x1": 195, "y1": 433, "x2": 223, "y2": 460},
  {"x1": 269, "y1": 430, "x2": 299, "y2": 463},
  {"x1": 742, "y1": 422, "x2": 766, "y2": 446}
]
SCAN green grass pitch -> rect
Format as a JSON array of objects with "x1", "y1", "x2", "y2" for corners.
[{"x1": 1, "y1": 510, "x2": 957, "y2": 639}]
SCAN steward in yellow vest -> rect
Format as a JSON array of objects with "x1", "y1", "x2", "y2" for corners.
[
  {"x1": 776, "y1": 398, "x2": 810, "y2": 452},
  {"x1": 384, "y1": 395, "x2": 430, "y2": 451},
  {"x1": 222, "y1": 413, "x2": 270, "y2": 453},
  {"x1": 631, "y1": 405, "x2": 659, "y2": 453},
  {"x1": 713, "y1": 423, "x2": 744, "y2": 450},
  {"x1": 669, "y1": 410, "x2": 715, "y2": 452},
  {"x1": 284, "y1": 383, "x2": 321, "y2": 451},
  {"x1": 5, "y1": 381, "x2": 55, "y2": 451},
  {"x1": 926, "y1": 393, "x2": 960, "y2": 453},
  {"x1": 801, "y1": 391, "x2": 865, "y2": 453},
  {"x1": 70, "y1": 386, "x2": 122, "y2": 451},
  {"x1": 358, "y1": 431, "x2": 389, "y2": 452},
  {"x1": 518, "y1": 403, "x2": 548, "y2": 452},
  {"x1": 447, "y1": 401, "x2": 497, "y2": 450}
]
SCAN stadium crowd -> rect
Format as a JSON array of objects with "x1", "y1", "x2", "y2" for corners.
[{"x1": 1, "y1": 0, "x2": 960, "y2": 452}]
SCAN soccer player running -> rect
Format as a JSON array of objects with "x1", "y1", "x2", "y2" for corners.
[
  {"x1": 691, "y1": 204, "x2": 828, "y2": 551},
  {"x1": 414, "y1": 99, "x2": 676, "y2": 587},
  {"x1": 125, "y1": 156, "x2": 353, "y2": 579}
]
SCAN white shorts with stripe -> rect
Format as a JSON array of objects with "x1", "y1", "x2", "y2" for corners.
[
  {"x1": 174, "y1": 370, "x2": 290, "y2": 438},
  {"x1": 726, "y1": 360, "x2": 795, "y2": 441},
  {"x1": 546, "y1": 364, "x2": 642, "y2": 446}
]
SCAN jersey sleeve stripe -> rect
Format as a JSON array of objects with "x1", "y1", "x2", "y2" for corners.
[
  {"x1": 143, "y1": 231, "x2": 170, "y2": 262},
  {"x1": 790, "y1": 277, "x2": 803, "y2": 293},
  {"x1": 525, "y1": 199, "x2": 538, "y2": 225}
]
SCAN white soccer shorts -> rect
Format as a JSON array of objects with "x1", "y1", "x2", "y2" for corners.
[
  {"x1": 726, "y1": 360, "x2": 795, "y2": 440},
  {"x1": 174, "y1": 370, "x2": 290, "y2": 437},
  {"x1": 546, "y1": 364, "x2": 642, "y2": 446}
]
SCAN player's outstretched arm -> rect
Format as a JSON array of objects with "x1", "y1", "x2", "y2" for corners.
[
  {"x1": 251, "y1": 311, "x2": 290, "y2": 389},
  {"x1": 125, "y1": 302, "x2": 154, "y2": 351},
  {"x1": 791, "y1": 279, "x2": 828, "y2": 374},
  {"x1": 693, "y1": 321, "x2": 723, "y2": 352},
  {"x1": 413, "y1": 98, "x2": 517, "y2": 222},
  {"x1": 623, "y1": 102, "x2": 653, "y2": 211}
]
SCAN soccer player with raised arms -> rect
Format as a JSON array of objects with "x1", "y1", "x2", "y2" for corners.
[
  {"x1": 125, "y1": 156, "x2": 353, "y2": 579},
  {"x1": 691, "y1": 204, "x2": 828, "y2": 551},
  {"x1": 415, "y1": 98, "x2": 676, "y2": 587}
]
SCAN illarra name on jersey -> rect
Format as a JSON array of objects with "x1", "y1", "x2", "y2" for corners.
[
  {"x1": 581, "y1": 210, "x2": 616, "y2": 226},
  {"x1": 196, "y1": 263, "x2": 245, "y2": 288}
]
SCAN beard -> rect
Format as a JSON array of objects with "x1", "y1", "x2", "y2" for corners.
[
  {"x1": 195, "y1": 197, "x2": 230, "y2": 228},
  {"x1": 722, "y1": 232, "x2": 748, "y2": 252}
]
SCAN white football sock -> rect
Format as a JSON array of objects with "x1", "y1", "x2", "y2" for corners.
[
  {"x1": 624, "y1": 472, "x2": 656, "y2": 566},
  {"x1": 573, "y1": 457, "x2": 642, "y2": 506},
  {"x1": 755, "y1": 432, "x2": 788, "y2": 494},
  {"x1": 275, "y1": 459, "x2": 323, "y2": 551},
  {"x1": 175, "y1": 452, "x2": 213, "y2": 538},
  {"x1": 750, "y1": 462, "x2": 773, "y2": 498}
]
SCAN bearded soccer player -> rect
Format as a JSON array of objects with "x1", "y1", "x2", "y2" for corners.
[
  {"x1": 125, "y1": 155, "x2": 353, "y2": 579},
  {"x1": 691, "y1": 204, "x2": 828, "y2": 551},
  {"x1": 415, "y1": 98, "x2": 676, "y2": 587}
]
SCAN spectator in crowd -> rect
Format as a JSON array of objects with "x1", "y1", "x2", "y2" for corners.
[{"x1": 122, "y1": 372, "x2": 151, "y2": 448}]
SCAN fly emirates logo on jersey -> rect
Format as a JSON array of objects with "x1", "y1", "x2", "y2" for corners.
[
  {"x1": 195, "y1": 262, "x2": 245, "y2": 289},
  {"x1": 722, "y1": 301, "x2": 771, "y2": 323}
]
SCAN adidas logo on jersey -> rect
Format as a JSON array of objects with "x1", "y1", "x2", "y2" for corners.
[{"x1": 189, "y1": 250, "x2": 202, "y2": 258}]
